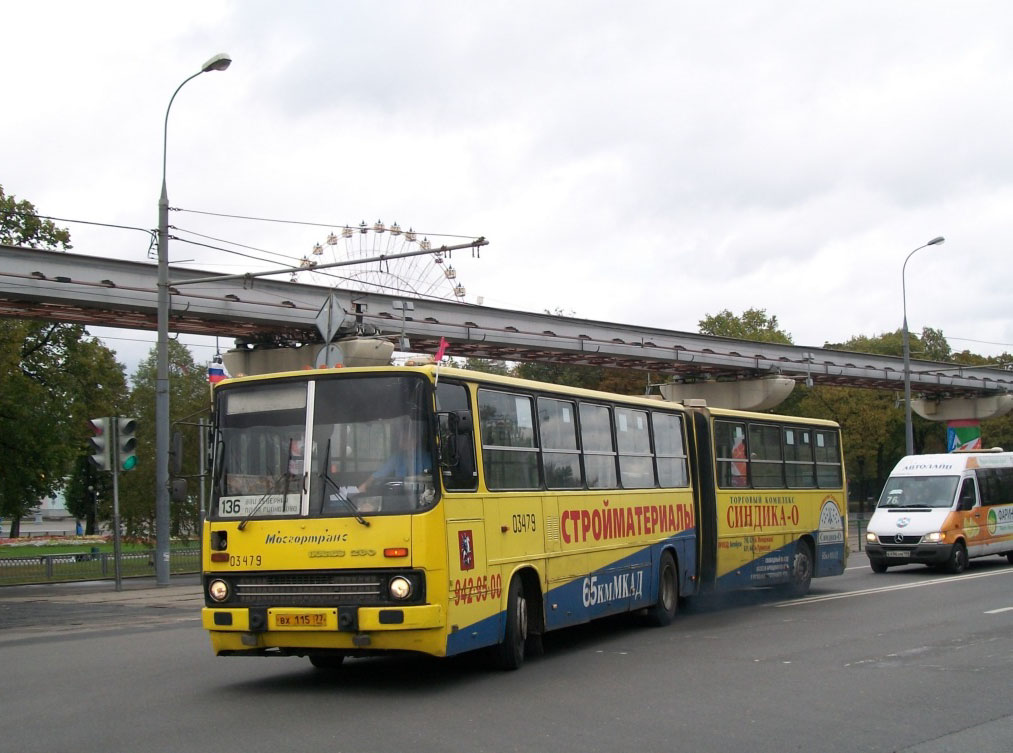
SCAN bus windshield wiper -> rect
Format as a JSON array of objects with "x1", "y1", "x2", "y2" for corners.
[
  {"x1": 320, "y1": 438, "x2": 369, "y2": 527},
  {"x1": 238, "y1": 439, "x2": 295, "y2": 531}
]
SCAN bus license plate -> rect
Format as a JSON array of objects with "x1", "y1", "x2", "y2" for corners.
[
  {"x1": 273, "y1": 611, "x2": 331, "y2": 629},
  {"x1": 886, "y1": 551, "x2": 911, "y2": 558}
]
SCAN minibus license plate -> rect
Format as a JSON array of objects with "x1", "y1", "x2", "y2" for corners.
[{"x1": 886, "y1": 551, "x2": 910, "y2": 558}]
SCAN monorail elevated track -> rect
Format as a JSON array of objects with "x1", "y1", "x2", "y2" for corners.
[{"x1": 1, "y1": 245, "x2": 1010, "y2": 400}]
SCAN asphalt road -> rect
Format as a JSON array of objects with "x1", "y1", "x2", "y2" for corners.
[{"x1": 2, "y1": 556, "x2": 1013, "y2": 753}]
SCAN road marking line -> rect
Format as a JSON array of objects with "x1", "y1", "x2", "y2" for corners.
[
  {"x1": 774, "y1": 568, "x2": 1013, "y2": 607},
  {"x1": 984, "y1": 606, "x2": 1013, "y2": 614}
]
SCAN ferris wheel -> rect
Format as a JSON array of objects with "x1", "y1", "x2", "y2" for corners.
[{"x1": 293, "y1": 220, "x2": 469, "y2": 301}]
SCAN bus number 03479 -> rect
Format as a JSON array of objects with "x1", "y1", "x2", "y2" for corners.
[{"x1": 512, "y1": 514, "x2": 536, "y2": 533}]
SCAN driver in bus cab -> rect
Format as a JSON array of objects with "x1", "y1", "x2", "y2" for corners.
[{"x1": 356, "y1": 419, "x2": 433, "y2": 497}]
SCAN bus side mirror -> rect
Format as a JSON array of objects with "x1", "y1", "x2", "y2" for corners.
[
  {"x1": 451, "y1": 410, "x2": 472, "y2": 436},
  {"x1": 437, "y1": 410, "x2": 476, "y2": 485}
]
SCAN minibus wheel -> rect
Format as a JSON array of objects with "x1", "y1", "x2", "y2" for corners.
[
  {"x1": 869, "y1": 559, "x2": 888, "y2": 574},
  {"x1": 1006, "y1": 552, "x2": 1013, "y2": 565},
  {"x1": 943, "y1": 541, "x2": 968, "y2": 574}
]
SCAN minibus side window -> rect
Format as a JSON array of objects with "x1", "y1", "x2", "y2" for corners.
[{"x1": 957, "y1": 478, "x2": 978, "y2": 511}]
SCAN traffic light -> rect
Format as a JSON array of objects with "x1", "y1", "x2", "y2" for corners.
[
  {"x1": 117, "y1": 417, "x2": 138, "y2": 471},
  {"x1": 88, "y1": 417, "x2": 112, "y2": 471}
]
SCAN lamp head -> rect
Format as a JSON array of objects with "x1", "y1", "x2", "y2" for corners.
[
  {"x1": 201, "y1": 53, "x2": 232, "y2": 73},
  {"x1": 928, "y1": 236, "x2": 945, "y2": 246}
]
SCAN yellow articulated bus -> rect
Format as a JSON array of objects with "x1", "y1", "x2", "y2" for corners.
[{"x1": 201, "y1": 365, "x2": 847, "y2": 669}]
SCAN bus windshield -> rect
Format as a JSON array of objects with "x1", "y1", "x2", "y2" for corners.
[
  {"x1": 876, "y1": 475, "x2": 959, "y2": 509},
  {"x1": 213, "y1": 374, "x2": 436, "y2": 521}
]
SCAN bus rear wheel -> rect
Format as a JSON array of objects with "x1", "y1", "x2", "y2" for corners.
[
  {"x1": 782, "y1": 541, "x2": 813, "y2": 597},
  {"x1": 493, "y1": 576, "x2": 529, "y2": 671},
  {"x1": 647, "y1": 552, "x2": 678, "y2": 626}
]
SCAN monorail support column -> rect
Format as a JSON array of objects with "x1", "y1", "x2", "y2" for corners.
[
  {"x1": 911, "y1": 395, "x2": 1013, "y2": 451},
  {"x1": 659, "y1": 376, "x2": 796, "y2": 412}
]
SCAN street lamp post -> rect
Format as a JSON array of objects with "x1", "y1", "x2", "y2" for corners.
[
  {"x1": 156, "y1": 53, "x2": 231, "y2": 585},
  {"x1": 902, "y1": 235, "x2": 945, "y2": 457}
]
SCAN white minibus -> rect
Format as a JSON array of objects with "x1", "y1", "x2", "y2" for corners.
[{"x1": 865, "y1": 451, "x2": 1013, "y2": 573}]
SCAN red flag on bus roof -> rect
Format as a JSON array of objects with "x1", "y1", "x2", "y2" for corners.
[{"x1": 435, "y1": 337, "x2": 449, "y2": 362}]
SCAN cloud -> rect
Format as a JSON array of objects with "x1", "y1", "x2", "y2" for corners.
[{"x1": 4, "y1": 0, "x2": 1013, "y2": 379}]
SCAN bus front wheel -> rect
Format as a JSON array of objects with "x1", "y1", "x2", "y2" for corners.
[
  {"x1": 647, "y1": 552, "x2": 678, "y2": 626},
  {"x1": 493, "y1": 576, "x2": 529, "y2": 671}
]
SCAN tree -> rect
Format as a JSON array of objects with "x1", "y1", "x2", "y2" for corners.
[
  {"x1": 459, "y1": 357, "x2": 512, "y2": 375},
  {"x1": 698, "y1": 308, "x2": 793, "y2": 344},
  {"x1": 0, "y1": 185, "x2": 72, "y2": 250},
  {"x1": 61, "y1": 338, "x2": 130, "y2": 533},
  {"x1": 0, "y1": 188, "x2": 129, "y2": 536},
  {"x1": 119, "y1": 340, "x2": 211, "y2": 541},
  {"x1": 0, "y1": 321, "x2": 126, "y2": 535}
]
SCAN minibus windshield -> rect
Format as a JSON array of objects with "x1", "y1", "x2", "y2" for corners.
[{"x1": 877, "y1": 475, "x2": 959, "y2": 509}]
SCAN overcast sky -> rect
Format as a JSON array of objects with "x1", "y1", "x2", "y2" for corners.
[{"x1": 5, "y1": 1, "x2": 1012, "y2": 377}]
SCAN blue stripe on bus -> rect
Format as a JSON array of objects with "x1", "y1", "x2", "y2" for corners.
[
  {"x1": 444, "y1": 532, "x2": 696, "y2": 657},
  {"x1": 713, "y1": 533, "x2": 846, "y2": 590}
]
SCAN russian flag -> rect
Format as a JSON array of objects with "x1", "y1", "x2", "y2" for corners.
[{"x1": 208, "y1": 358, "x2": 227, "y2": 384}]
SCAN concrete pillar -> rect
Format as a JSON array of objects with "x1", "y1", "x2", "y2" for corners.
[{"x1": 658, "y1": 376, "x2": 796, "y2": 411}]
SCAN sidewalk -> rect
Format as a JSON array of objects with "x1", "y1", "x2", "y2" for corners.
[{"x1": 0, "y1": 575, "x2": 203, "y2": 641}]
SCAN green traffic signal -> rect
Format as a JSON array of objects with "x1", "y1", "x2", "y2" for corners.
[{"x1": 117, "y1": 417, "x2": 138, "y2": 472}]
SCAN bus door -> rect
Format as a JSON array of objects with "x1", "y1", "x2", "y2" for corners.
[
  {"x1": 688, "y1": 409, "x2": 719, "y2": 591},
  {"x1": 445, "y1": 497, "x2": 493, "y2": 647}
]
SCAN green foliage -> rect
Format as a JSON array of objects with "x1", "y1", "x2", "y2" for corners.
[
  {"x1": 0, "y1": 320, "x2": 128, "y2": 536},
  {"x1": 698, "y1": 308, "x2": 793, "y2": 344},
  {"x1": 0, "y1": 185, "x2": 72, "y2": 250},
  {"x1": 828, "y1": 330, "x2": 904, "y2": 357},
  {"x1": 827, "y1": 327, "x2": 950, "y2": 361},
  {"x1": 459, "y1": 357, "x2": 512, "y2": 375},
  {"x1": 116, "y1": 340, "x2": 211, "y2": 541},
  {"x1": 515, "y1": 361, "x2": 605, "y2": 390}
]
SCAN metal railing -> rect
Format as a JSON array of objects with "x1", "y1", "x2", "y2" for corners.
[{"x1": 0, "y1": 547, "x2": 200, "y2": 585}]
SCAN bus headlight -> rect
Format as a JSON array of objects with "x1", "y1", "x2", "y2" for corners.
[
  {"x1": 865, "y1": 532, "x2": 878, "y2": 543},
  {"x1": 389, "y1": 576, "x2": 413, "y2": 600},
  {"x1": 208, "y1": 579, "x2": 230, "y2": 602},
  {"x1": 921, "y1": 531, "x2": 945, "y2": 543}
]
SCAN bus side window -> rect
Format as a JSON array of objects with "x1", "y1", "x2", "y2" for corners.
[
  {"x1": 436, "y1": 382, "x2": 478, "y2": 491},
  {"x1": 957, "y1": 477, "x2": 978, "y2": 511}
]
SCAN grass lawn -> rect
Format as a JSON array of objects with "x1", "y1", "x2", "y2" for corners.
[
  {"x1": 0, "y1": 538, "x2": 201, "y2": 584},
  {"x1": 0, "y1": 539, "x2": 200, "y2": 558}
]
